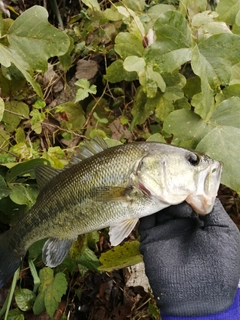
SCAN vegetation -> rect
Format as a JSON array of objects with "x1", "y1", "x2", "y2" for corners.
[{"x1": 0, "y1": 0, "x2": 240, "y2": 318}]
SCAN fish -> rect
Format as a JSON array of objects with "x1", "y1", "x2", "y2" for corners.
[{"x1": 0, "y1": 138, "x2": 222, "y2": 288}]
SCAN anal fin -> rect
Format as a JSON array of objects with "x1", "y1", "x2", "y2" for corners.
[
  {"x1": 42, "y1": 237, "x2": 76, "y2": 268},
  {"x1": 109, "y1": 218, "x2": 139, "y2": 246}
]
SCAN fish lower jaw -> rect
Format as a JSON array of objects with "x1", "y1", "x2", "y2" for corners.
[{"x1": 185, "y1": 194, "x2": 216, "y2": 215}]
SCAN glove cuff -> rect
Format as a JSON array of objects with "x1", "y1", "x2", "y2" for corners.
[{"x1": 161, "y1": 286, "x2": 240, "y2": 320}]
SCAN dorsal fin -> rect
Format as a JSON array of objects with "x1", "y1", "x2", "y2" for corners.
[
  {"x1": 35, "y1": 165, "x2": 62, "y2": 191},
  {"x1": 68, "y1": 136, "x2": 108, "y2": 166}
]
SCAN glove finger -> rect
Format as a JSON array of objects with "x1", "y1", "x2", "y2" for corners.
[
  {"x1": 139, "y1": 213, "x2": 156, "y2": 232},
  {"x1": 140, "y1": 218, "x2": 197, "y2": 244},
  {"x1": 157, "y1": 201, "x2": 195, "y2": 223},
  {"x1": 139, "y1": 201, "x2": 198, "y2": 233},
  {"x1": 200, "y1": 198, "x2": 234, "y2": 228}
]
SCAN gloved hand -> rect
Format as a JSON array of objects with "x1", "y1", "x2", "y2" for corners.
[{"x1": 139, "y1": 199, "x2": 240, "y2": 317}]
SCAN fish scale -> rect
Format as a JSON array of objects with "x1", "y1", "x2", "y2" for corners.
[{"x1": 0, "y1": 139, "x2": 222, "y2": 288}]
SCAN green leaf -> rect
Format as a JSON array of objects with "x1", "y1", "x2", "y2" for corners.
[
  {"x1": 10, "y1": 185, "x2": 38, "y2": 208},
  {"x1": 2, "y1": 100, "x2": 29, "y2": 132},
  {"x1": 10, "y1": 142, "x2": 38, "y2": 160},
  {"x1": 145, "y1": 10, "x2": 192, "y2": 73},
  {"x1": 147, "y1": 133, "x2": 166, "y2": 143},
  {"x1": 0, "y1": 97, "x2": 4, "y2": 121},
  {"x1": 15, "y1": 128, "x2": 26, "y2": 143},
  {"x1": 5, "y1": 309, "x2": 24, "y2": 320},
  {"x1": 28, "y1": 239, "x2": 46, "y2": 261},
  {"x1": 164, "y1": 97, "x2": 240, "y2": 191},
  {"x1": 154, "y1": 10, "x2": 192, "y2": 50},
  {"x1": 178, "y1": 0, "x2": 208, "y2": 17},
  {"x1": 69, "y1": 235, "x2": 100, "y2": 273},
  {"x1": 163, "y1": 109, "x2": 209, "y2": 148},
  {"x1": 155, "y1": 94, "x2": 174, "y2": 121},
  {"x1": 114, "y1": 32, "x2": 144, "y2": 59},
  {"x1": 196, "y1": 127, "x2": 240, "y2": 192},
  {"x1": 0, "y1": 196, "x2": 26, "y2": 226},
  {"x1": 105, "y1": 60, "x2": 137, "y2": 83},
  {"x1": 78, "y1": 247, "x2": 100, "y2": 272},
  {"x1": 81, "y1": 0, "x2": 100, "y2": 10},
  {"x1": 93, "y1": 112, "x2": 108, "y2": 124},
  {"x1": 15, "y1": 288, "x2": 36, "y2": 311},
  {"x1": 33, "y1": 267, "x2": 54, "y2": 316},
  {"x1": 104, "y1": 7, "x2": 125, "y2": 21},
  {"x1": 216, "y1": 0, "x2": 240, "y2": 25},
  {"x1": 44, "y1": 272, "x2": 67, "y2": 318},
  {"x1": 75, "y1": 79, "x2": 97, "y2": 102},
  {"x1": 30, "y1": 109, "x2": 45, "y2": 134},
  {"x1": 130, "y1": 87, "x2": 148, "y2": 128},
  {"x1": 55, "y1": 102, "x2": 86, "y2": 130},
  {"x1": 191, "y1": 34, "x2": 240, "y2": 119},
  {"x1": 6, "y1": 158, "x2": 49, "y2": 183},
  {"x1": 123, "y1": 56, "x2": 146, "y2": 73},
  {"x1": 195, "y1": 34, "x2": 240, "y2": 87},
  {"x1": 121, "y1": 0, "x2": 145, "y2": 12},
  {"x1": 0, "y1": 45, "x2": 42, "y2": 96},
  {"x1": 33, "y1": 99, "x2": 46, "y2": 109},
  {"x1": 98, "y1": 241, "x2": 142, "y2": 272},
  {"x1": 191, "y1": 11, "x2": 231, "y2": 41},
  {"x1": 148, "y1": 48, "x2": 192, "y2": 74},
  {"x1": 0, "y1": 175, "x2": 10, "y2": 200},
  {"x1": 8, "y1": 6, "x2": 70, "y2": 72}
]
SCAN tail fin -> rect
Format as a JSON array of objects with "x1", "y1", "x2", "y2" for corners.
[{"x1": 0, "y1": 231, "x2": 24, "y2": 288}]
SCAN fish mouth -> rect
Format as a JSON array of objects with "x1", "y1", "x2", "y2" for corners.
[{"x1": 186, "y1": 161, "x2": 223, "y2": 215}]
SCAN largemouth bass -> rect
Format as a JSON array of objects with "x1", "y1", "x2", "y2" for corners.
[{"x1": 0, "y1": 138, "x2": 222, "y2": 288}]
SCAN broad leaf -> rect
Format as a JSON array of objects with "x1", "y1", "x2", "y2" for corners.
[
  {"x1": 191, "y1": 33, "x2": 240, "y2": 119},
  {"x1": 2, "y1": 100, "x2": 29, "y2": 132},
  {"x1": 55, "y1": 102, "x2": 86, "y2": 130},
  {"x1": 164, "y1": 97, "x2": 240, "y2": 191},
  {"x1": 105, "y1": 60, "x2": 137, "y2": 83},
  {"x1": 0, "y1": 175, "x2": 10, "y2": 200},
  {"x1": 10, "y1": 185, "x2": 38, "y2": 208},
  {"x1": 8, "y1": 6, "x2": 70, "y2": 72},
  {"x1": 130, "y1": 87, "x2": 148, "y2": 129},
  {"x1": 33, "y1": 267, "x2": 54, "y2": 316},
  {"x1": 5, "y1": 309, "x2": 24, "y2": 320},
  {"x1": 154, "y1": 10, "x2": 192, "y2": 49},
  {"x1": 0, "y1": 97, "x2": 4, "y2": 121},
  {"x1": 77, "y1": 246, "x2": 100, "y2": 271},
  {"x1": 123, "y1": 56, "x2": 146, "y2": 73},
  {"x1": 191, "y1": 11, "x2": 231, "y2": 41},
  {"x1": 81, "y1": 0, "x2": 100, "y2": 10},
  {"x1": 145, "y1": 10, "x2": 192, "y2": 73},
  {"x1": 196, "y1": 127, "x2": 240, "y2": 192},
  {"x1": 0, "y1": 45, "x2": 42, "y2": 96},
  {"x1": 114, "y1": 32, "x2": 144, "y2": 59},
  {"x1": 75, "y1": 79, "x2": 97, "y2": 102},
  {"x1": 6, "y1": 158, "x2": 49, "y2": 183},
  {"x1": 216, "y1": 0, "x2": 240, "y2": 25},
  {"x1": 44, "y1": 272, "x2": 67, "y2": 318},
  {"x1": 15, "y1": 288, "x2": 36, "y2": 312},
  {"x1": 98, "y1": 241, "x2": 142, "y2": 271},
  {"x1": 121, "y1": 0, "x2": 145, "y2": 12}
]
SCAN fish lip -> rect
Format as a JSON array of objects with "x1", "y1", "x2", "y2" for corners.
[{"x1": 186, "y1": 160, "x2": 222, "y2": 215}]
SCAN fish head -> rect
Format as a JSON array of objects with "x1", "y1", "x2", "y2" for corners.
[{"x1": 135, "y1": 144, "x2": 222, "y2": 215}]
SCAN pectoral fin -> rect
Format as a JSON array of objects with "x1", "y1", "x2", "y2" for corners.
[
  {"x1": 109, "y1": 218, "x2": 139, "y2": 246},
  {"x1": 42, "y1": 237, "x2": 76, "y2": 268}
]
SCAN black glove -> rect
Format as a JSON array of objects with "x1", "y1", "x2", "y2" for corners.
[{"x1": 139, "y1": 199, "x2": 240, "y2": 317}]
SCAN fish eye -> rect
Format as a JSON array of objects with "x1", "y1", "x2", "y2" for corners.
[{"x1": 187, "y1": 153, "x2": 200, "y2": 166}]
